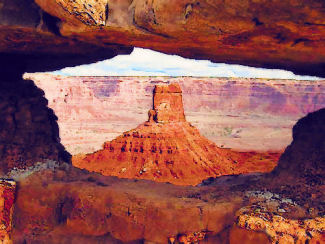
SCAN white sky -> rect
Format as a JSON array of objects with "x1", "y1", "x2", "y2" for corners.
[{"x1": 54, "y1": 48, "x2": 321, "y2": 80}]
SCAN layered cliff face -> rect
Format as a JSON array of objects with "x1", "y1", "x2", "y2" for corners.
[
  {"x1": 31, "y1": 74, "x2": 325, "y2": 154},
  {"x1": 73, "y1": 83, "x2": 279, "y2": 185},
  {"x1": 1, "y1": 0, "x2": 325, "y2": 76}
]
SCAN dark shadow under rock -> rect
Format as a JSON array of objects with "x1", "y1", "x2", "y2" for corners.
[{"x1": 0, "y1": 72, "x2": 70, "y2": 174}]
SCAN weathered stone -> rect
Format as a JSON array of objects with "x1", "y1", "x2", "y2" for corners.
[
  {"x1": 73, "y1": 83, "x2": 279, "y2": 185},
  {"x1": 153, "y1": 83, "x2": 185, "y2": 123},
  {"x1": 0, "y1": 75, "x2": 71, "y2": 174},
  {"x1": 273, "y1": 108, "x2": 325, "y2": 181},
  {"x1": 0, "y1": 179, "x2": 16, "y2": 244},
  {"x1": 3, "y1": 106, "x2": 323, "y2": 242},
  {"x1": 11, "y1": 165, "x2": 244, "y2": 243},
  {"x1": 11, "y1": 152, "x2": 324, "y2": 243},
  {"x1": 0, "y1": 0, "x2": 324, "y2": 75}
]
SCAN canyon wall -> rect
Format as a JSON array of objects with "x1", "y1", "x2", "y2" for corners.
[{"x1": 29, "y1": 74, "x2": 325, "y2": 154}]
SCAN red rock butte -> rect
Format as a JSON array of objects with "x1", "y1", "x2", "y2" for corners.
[
  {"x1": 73, "y1": 83, "x2": 279, "y2": 185},
  {"x1": 152, "y1": 83, "x2": 185, "y2": 123}
]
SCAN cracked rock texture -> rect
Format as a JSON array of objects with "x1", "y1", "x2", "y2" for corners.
[
  {"x1": 0, "y1": 0, "x2": 325, "y2": 76},
  {"x1": 236, "y1": 191, "x2": 325, "y2": 244}
]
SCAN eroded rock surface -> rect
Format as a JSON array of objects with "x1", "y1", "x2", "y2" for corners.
[
  {"x1": 0, "y1": 0, "x2": 132, "y2": 72},
  {"x1": 2, "y1": 108, "x2": 322, "y2": 243},
  {"x1": 11, "y1": 163, "x2": 324, "y2": 243},
  {"x1": 264, "y1": 108, "x2": 325, "y2": 214},
  {"x1": 0, "y1": 75, "x2": 70, "y2": 174},
  {"x1": 1, "y1": 0, "x2": 325, "y2": 75},
  {"x1": 153, "y1": 84, "x2": 186, "y2": 123},
  {"x1": 0, "y1": 179, "x2": 15, "y2": 244},
  {"x1": 73, "y1": 83, "x2": 279, "y2": 185},
  {"x1": 12, "y1": 165, "x2": 243, "y2": 243}
]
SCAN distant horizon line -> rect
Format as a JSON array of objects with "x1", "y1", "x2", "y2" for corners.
[{"x1": 34, "y1": 73, "x2": 324, "y2": 81}]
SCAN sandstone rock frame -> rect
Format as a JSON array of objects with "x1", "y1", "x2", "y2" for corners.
[
  {"x1": 0, "y1": 0, "x2": 324, "y2": 243},
  {"x1": 0, "y1": 0, "x2": 324, "y2": 76}
]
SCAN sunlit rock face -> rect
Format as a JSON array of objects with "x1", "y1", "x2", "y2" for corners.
[
  {"x1": 1, "y1": 0, "x2": 325, "y2": 76},
  {"x1": 72, "y1": 83, "x2": 279, "y2": 185},
  {"x1": 11, "y1": 128, "x2": 325, "y2": 244},
  {"x1": 13, "y1": 165, "x2": 247, "y2": 244},
  {"x1": 153, "y1": 83, "x2": 186, "y2": 123},
  {"x1": 29, "y1": 74, "x2": 325, "y2": 154}
]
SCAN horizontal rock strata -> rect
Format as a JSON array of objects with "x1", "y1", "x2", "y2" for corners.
[
  {"x1": 30, "y1": 74, "x2": 325, "y2": 154},
  {"x1": 73, "y1": 83, "x2": 279, "y2": 185}
]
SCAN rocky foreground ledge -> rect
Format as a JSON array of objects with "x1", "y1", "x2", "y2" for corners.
[
  {"x1": 0, "y1": 109, "x2": 321, "y2": 243},
  {"x1": 6, "y1": 164, "x2": 324, "y2": 244}
]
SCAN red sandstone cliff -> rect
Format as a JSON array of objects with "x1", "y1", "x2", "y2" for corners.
[{"x1": 73, "y1": 83, "x2": 279, "y2": 185}]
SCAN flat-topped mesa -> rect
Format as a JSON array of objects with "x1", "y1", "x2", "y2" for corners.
[{"x1": 151, "y1": 83, "x2": 186, "y2": 123}]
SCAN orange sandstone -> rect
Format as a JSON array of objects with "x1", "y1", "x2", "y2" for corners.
[
  {"x1": 0, "y1": 180, "x2": 16, "y2": 243},
  {"x1": 73, "y1": 83, "x2": 279, "y2": 185},
  {"x1": 153, "y1": 83, "x2": 186, "y2": 123}
]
